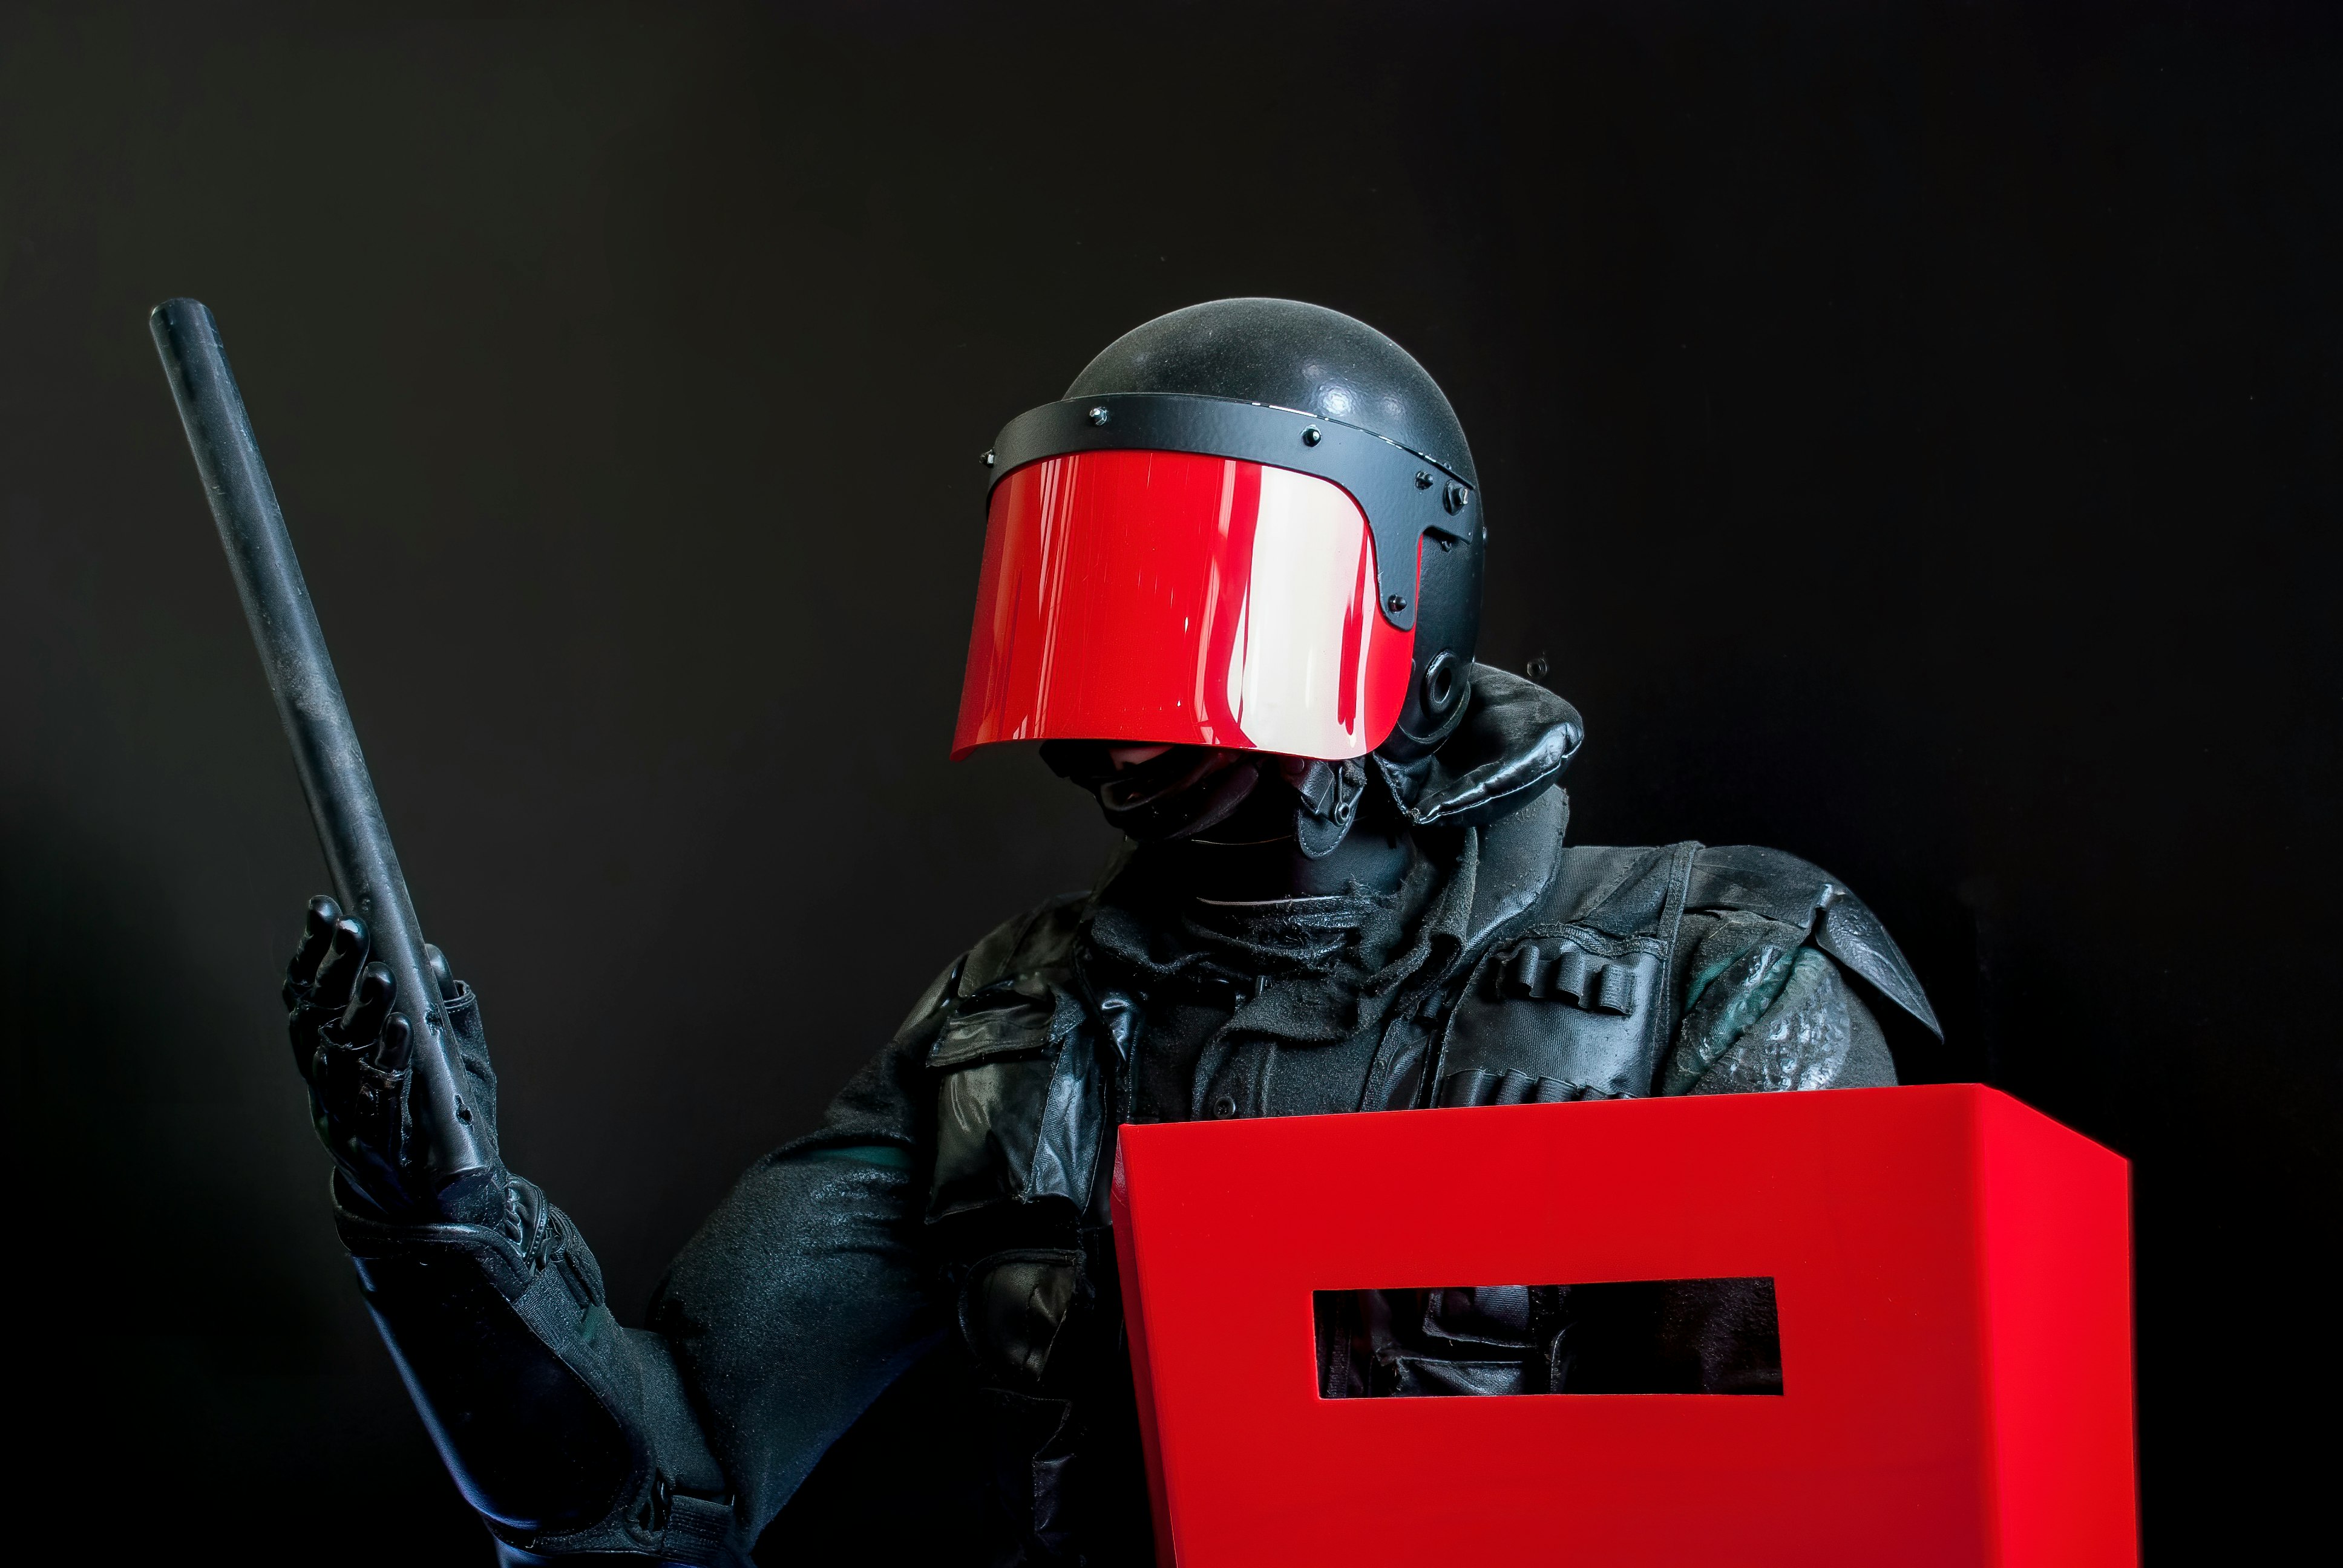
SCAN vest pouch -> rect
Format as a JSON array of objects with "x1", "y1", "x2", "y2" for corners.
[
  {"x1": 928, "y1": 982, "x2": 1104, "y2": 1222},
  {"x1": 1435, "y1": 928, "x2": 1669, "y2": 1102}
]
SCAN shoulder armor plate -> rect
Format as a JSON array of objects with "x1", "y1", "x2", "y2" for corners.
[{"x1": 1688, "y1": 846, "x2": 1941, "y2": 1039}]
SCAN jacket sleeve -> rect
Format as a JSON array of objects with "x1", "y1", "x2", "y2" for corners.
[{"x1": 645, "y1": 952, "x2": 961, "y2": 1547}]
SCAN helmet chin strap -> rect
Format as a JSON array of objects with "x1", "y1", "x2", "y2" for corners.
[{"x1": 1278, "y1": 756, "x2": 1371, "y2": 860}]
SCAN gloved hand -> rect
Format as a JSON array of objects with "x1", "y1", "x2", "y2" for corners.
[{"x1": 283, "y1": 894, "x2": 506, "y2": 1222}]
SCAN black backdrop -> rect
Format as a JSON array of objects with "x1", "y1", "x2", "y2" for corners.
[{"x1": 3, "y1": 1, "x2": 2336, "y2": 1560}]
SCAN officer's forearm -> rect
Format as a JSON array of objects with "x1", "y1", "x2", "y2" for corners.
[{"x1": 336, "y1": 1178, "x2": 741, "y2": 1564}]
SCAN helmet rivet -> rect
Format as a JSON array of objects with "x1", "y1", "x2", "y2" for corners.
[
  {"x1": 1414, "y1": 471, "x2": 1433, "y2": 489},
  {"x1": 1087, "y1": 405, "x2": 1110, "y2": 426},
  {"x1": 1302, "y1": 426, "x2": 1322, "y2": 446},
  {"x1": 982, "y1": 449, "x2": 995, "y2": 466},
  {"x1": 1444, "y1": 481, "x2": 1470, "y2": 513},
  {"x1": 1386, "y1": 594, "x2": 1407, "y2": 613}
]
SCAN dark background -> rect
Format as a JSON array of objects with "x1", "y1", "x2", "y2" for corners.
[{"x1": 3, "y1": 1, "x2": 2335, "y2": 1560}]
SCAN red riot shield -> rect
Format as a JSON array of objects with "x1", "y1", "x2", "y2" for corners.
[{"x1": 1111, "y1": 1084, "x2": 2137, "y2": 1567}]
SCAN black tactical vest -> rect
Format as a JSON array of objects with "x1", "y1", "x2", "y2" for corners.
[{"x1": 914, "y1": 788, "x2": 1934, "y2": 1563}]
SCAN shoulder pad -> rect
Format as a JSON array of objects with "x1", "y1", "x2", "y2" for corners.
[{"x1": 1689, "y1": 846, "x2": 1941, "y2": 1039}]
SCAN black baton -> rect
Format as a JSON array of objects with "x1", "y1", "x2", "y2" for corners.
[{"x1": 150, "y1": 298, "x2": 495, "y2": 1215}]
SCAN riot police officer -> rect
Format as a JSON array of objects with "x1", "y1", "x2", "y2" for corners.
[{"x1": 284, "y1": 298, "x2": 1939, "y2": 1564}]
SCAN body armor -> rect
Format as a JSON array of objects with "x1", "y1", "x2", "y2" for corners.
[{"x1": 899, "y1": 665, "x2": 1936, "y2": 1562}]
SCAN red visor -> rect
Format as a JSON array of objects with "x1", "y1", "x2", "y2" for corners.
[{"x1": 952, "y1": 449, "x2": 1418, "y2": 761}]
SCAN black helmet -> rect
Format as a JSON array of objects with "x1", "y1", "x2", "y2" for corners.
[{"x1": 953, "y1": 298, "x2": 1485, "y2": 766}]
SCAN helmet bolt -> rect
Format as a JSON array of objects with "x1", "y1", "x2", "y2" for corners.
[
  {"x1": 1444, "y1": 481, "x2": 1470, "y2": 513},
  {"x1": 1087, "y1": 405, "x2": 1110, "y2": 426},
  {"x1": 1386, "y1": 593, "x2": 1407, "y2": 613},
  {"x1": 981, "y1": 449, "x2": 995, "y2": 466},
  {"x1": 1302, "y1": 426, "x2": 1322, "y2": 446},
  {"x1": 1414, "y1": 471, "x2": 1433, "y2": 489}
]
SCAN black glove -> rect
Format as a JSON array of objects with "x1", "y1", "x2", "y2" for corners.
[
  {"x1": 283, "y1": 899, "x2": 736, "y2": 1553},
  {"x1": 283, "y1": 895, "x2": 506, "y2": 1223}
]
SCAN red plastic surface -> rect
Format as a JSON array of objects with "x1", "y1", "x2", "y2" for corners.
[
  {"x1": 952, "y1": 449, "x2": 1417, "y2": 761},
  {"x1": 1111, "y1": 1085, "x2": 2137, "y2": 1567}
]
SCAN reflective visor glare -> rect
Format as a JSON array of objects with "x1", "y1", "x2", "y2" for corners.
[{"x1": 952, "y1": 449, "x2": 1418, "y2": 761}]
